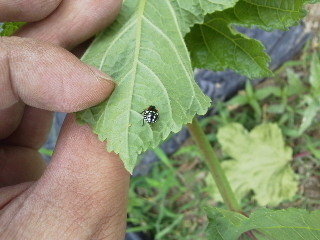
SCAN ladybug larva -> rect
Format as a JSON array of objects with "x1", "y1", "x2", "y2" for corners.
[{"x1": 142, "y1": 106, "x2": 159, "y2": 125}]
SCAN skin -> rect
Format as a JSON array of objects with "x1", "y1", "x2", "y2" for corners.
[{"x1": 0, "y1": 0, "x2": 130, "y2": 239}]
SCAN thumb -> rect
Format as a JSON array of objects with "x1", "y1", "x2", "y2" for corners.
[
  {"x1": 0, "y1": 37, "x2": 114, "y2": 112},
  {"x1": 1, "y1": 115, "x2": 130, "y2": 239},
  {"x1": 42, "y1": 115, "x2": 129, "y2": 239}
]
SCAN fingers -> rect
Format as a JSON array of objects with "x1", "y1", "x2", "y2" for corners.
[
  {"x1": 0, "y1": 107, "x2": 51, "y2": 186},
  {"x1": 1, "y1": 0, "x2": 122, "y2": 147},
  {"x1": 0, "y1": 182, "x2": 33, "y2": 209},
  {"x1": 17, "y1": 0, "x2": 123, "y2": 49},
  {"x1": 3, "y1": 107, "x2": 53, "y2": 148},
  {"x1": 0, "y1": 115, "x2": 129, "y2": 239},
  {"x1": 0, "y1": 145, "x2": 46, "y2": 188},
  {"x1": 45, "y1": 115, "x2": 129, "y2": 239},
  {"x1": 0, "y1": 0, "x2": 62, "y2": 22},
  {"x1": 0, "y1": 0, "x2": 121, "y2": 167},
  {"x1": 0, "y1": 102, "x2": 24, "y2": 139},
  {"x1": 0, "y1": 37, "x2": 114, "y2": 112}
]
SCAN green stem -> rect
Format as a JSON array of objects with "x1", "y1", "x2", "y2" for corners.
[{"x1": 187, "y1": 118, "x2": 242, "y2": 212}]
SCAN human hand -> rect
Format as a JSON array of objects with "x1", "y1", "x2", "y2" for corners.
[{"x1": 0, "y1": 1, "x2": 130, "y2": 239}]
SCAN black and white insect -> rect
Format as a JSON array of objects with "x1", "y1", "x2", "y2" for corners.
[{"x1": 141, "y1": 106, "x2": 159, "y2": 125}]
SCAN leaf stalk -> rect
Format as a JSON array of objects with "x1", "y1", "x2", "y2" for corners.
[{"x1": 187, "y1": 118, "x2": 242, "y2": 212}]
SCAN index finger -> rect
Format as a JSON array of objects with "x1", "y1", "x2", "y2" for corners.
[
  {"x1": 0, "y1": 0, "x2": 62, "y2": 22},
  {"x1": 0, "y1": 37, "x2": 114, "y2": 112},
  {"x1": 17, "y1": 0, "x2": 122, "y2": 49}
]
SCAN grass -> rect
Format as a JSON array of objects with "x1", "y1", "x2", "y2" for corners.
[{"x1": 128, "y1": 147, "x2": 210, "y2": 240}]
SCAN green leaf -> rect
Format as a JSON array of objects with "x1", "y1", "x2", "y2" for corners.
[
  {"x1": 174, "y1": 0, "x2": 240, "y2": 34},
  {"x1": 310, "y1": 53, "x2": 320, "y2": 93},
  {"x1": 255, "y1": 86, "x2": 281, "y2": 100},
  {"x1": 298, "y1": 54, "x2": 320, "y2": 134},
  {"x1": 267, "y1": 104, "x2": 286, "y2": 114},
  {"x1": 77, "y1": 0, "x2": 241, "y2": 172},
  {"x1": 39, "y1": 148, "x2": 54, "y2": 157},
  {"x1": 0, "y1": 22, "x2": 25, "y2": 36},
  {"x1": 212, "y1": 0, "x2": 320, "y2": 31},
  {"x1": 186, "y1": 17, "x2": 272, "y2": 78},
  {"x1": 247, "y1": 208, "x2": 320, "y2": 240},
  {"x1": 299, "y1": 98, "x2": 319, "y2": 135},
  {"x1": 210, "y1": 123, "x2": 298, "y2": 206},
  {"x1": 206, "y1": 207, "x2": 320, "y2": 240},
  {"x1": 227, "y1": 94, "x2": 249, "y2": 107},
  {"x1": 206, "y1": 207, "x2": 247, "y2": 240},
  {"x1": 186, "y1": 0, "x2": 319, "y2": 78},
  {"x1": 286, "y1": 68, "x2": 305, "y2": 96},
  {"x1": 174, "y1": 145, "x2": 202, "y2": 159}
]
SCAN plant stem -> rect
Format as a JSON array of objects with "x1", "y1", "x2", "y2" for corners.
[{"x1": 187, "y1": 118, "x2": 242, "y2": 212}]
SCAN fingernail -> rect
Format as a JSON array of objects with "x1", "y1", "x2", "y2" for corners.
[{"x1": 88, "y1": 65, "x2": 115, "y2": 86}]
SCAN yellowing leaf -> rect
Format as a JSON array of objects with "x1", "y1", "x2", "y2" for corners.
[{"x1": 210, "y1": 123, "x2": 298, "y2": 206}]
